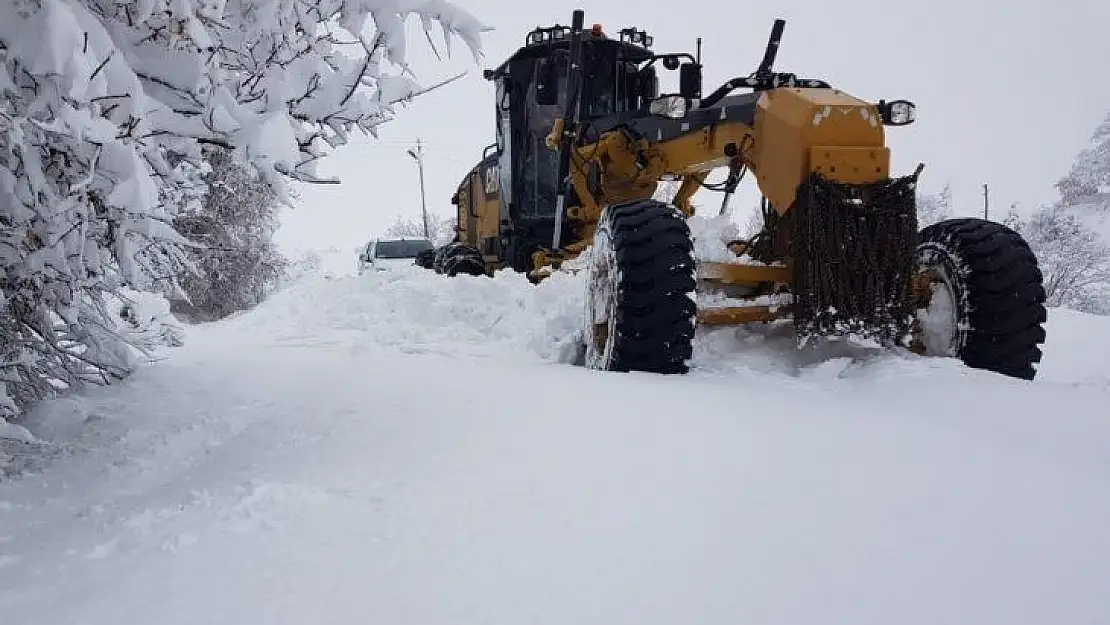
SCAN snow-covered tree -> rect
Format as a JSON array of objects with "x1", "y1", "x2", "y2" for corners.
[
  {"x1": 384, "y1": 211, "x2": 455, "y2": 244},
  {"x1": 1053, "y1": 110, "x2": 1110, "y2": 251},
  {"x1": 171, "y1": 147, "x2": 287, "y2": 322},
  {"x1": 1, "y1": 0, "x2": 488, "y2": 418},
  {"x1": 1012, "y1": 110, "x2": 1110, "y2": 315},
  {"x1": 917, "y1": 182, "x2": 952, "y2": 227},
  {"x1": 1056, "y1": 111, "x2": 1110, "y2": 207},
  {"x1": 1018, "y1": 204, "x2": 1110, "y2": 314},
  {"x1": 1000, "y1": 203, "x2": 1025, "y2": 233}
]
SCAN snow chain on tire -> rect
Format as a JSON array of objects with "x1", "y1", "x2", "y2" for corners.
[
  {"x1": 792, "y1": 172, "x2": 920, "y2": 346},
  {"x1": 414, "y1": 248, "x2": 436, "y2": 269},
  {"x1": 584, "y1": 199, "x2": 697, "y2": 374},
  {"x1": 435, "y1": 243, "x2": 486, "y2": 277},
  {"x1": 916, "y1": 218, "x2": 1047, "y2": 380}
]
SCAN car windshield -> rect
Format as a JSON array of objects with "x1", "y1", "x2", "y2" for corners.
[{"x1": 374, "y1": 239, "x2": 433, "y2": 259}]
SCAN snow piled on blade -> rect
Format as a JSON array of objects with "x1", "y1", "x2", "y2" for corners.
[{"x1": 688, "y1": 213, "x2": 742, "y2": 263}]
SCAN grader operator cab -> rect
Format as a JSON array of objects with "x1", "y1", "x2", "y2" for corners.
[{"x1": 427, "y1": 10, "x2": 1048, "y2": 380}]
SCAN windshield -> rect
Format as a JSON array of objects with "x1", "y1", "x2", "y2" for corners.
[{"x1": 374, "y1": 239, "x2": 433, "y2": 258}]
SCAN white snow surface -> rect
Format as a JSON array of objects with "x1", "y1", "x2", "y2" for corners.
[
  {"x1": 2, "y1": 266, "x2": 1109, "y2": 625},
  {"x1": 688, "y1": 213, "x2": 743, "y2": 262}
]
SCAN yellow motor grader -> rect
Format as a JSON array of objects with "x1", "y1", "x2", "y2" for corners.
[{"x1": 425, "y1": 10, "x2": 1047, "y2": 380}]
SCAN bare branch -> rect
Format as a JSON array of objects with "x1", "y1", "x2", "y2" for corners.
[
  {"x1": 89, "y1": 51, "x2": 113, "y2": 82},
  {"x1": 385, "y1": 71, "x2": 468, "y2": 106}
]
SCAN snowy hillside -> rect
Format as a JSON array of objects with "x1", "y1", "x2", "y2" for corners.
[{"x1": 2, "y1": 266, "x2": 1108, "y2": 625}]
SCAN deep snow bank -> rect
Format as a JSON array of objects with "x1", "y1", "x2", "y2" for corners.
[
  {"x1": 217, "y1": 262, "x2": 1106, "y2": 388},
  {"x1": 215, "y1": 265, "x2": 588, "y2": 364}
]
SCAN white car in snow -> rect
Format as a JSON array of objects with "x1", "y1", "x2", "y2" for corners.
[{"x1": 357, "y1": 237, "x2": 435, "y2": 274}]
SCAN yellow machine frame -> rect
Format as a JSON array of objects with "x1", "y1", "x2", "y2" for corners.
[{"x1": 532, "y1": 86, "x2": 903, "y2": 327}]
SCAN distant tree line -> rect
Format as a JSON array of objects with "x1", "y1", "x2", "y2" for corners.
[{"x1": 383, "y1": 212, "x2": 457, "y2": 245}]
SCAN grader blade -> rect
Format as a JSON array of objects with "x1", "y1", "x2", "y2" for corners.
[
  {"x1": 791, "y1": 172, "x2": 921, "y2": 347},
  {"x1": 697, "y1": 305, "x2": 789, "y2": 326},
  {"x1": 696, "y1": 262, "x2": 792, "y2": 285}
]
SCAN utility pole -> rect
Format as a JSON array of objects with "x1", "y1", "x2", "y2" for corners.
[
  {"x1": 407, "y1": 138, "x2": 429, "y2": 239},
  {"x1": 982, "y1": 184, "x2": 990, "y2": 220}
]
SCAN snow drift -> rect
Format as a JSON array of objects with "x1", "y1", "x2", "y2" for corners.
[
  {"x1": 218, "y1": 265, "x2": 589, "y2": 364},
  {"x1": 213, "y1": 261, "x2": 1104, "y2": 388}
]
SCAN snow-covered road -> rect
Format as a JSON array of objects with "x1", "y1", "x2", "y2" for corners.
[{"x1": 2, "y1": 267, "x2": 1109, "y2": 625}]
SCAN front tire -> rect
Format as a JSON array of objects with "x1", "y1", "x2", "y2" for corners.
[
  {"x1": 915, "y1": 218, "x2": 1047, "y2": 380},
  {"x1": 583, "y1": 200, "x2": 697, "y2": 374}
]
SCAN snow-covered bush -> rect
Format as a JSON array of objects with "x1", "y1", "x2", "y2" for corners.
[
  {"x1": 111, "y1": 285, "x2": 185, "y2": 349},
  {"x1": 1, "y1": 0, "x2": 488, "y2": 417},
  {"x1": 283, "y1": 249, "x2": 324, "y2": 281},
  {"x1": 171, "y1": 147, "x2": 287, "y2": 322}
]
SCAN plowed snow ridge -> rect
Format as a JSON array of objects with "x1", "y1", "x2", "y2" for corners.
[
  {"x1": 231, "y1": 266, "x2": 589, "y2": 363},
  {"x1": 226, "y1": 264, "x2": 1107, "y2": 386}
]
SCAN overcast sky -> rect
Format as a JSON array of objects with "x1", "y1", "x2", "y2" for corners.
[{"x1": 275, "y1": 0, "x2": 1110, "y2": 255}]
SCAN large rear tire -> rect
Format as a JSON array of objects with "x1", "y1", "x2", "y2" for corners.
[
  {"x1": 915, "y1": 218, "x2": 1047, "y2": 380},
  {"x1": 583, "y1": 200, "x2": 697, "y2": 374},
  {"x1": 435, "y1": 243, "x2": 486, "y2": 277},
  {"x1": 414, "y1": 248, "x2": 436, "y2": 269}
]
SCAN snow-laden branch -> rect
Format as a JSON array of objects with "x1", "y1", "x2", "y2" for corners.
[{"x1": 1, "y1": 0, "x2": 489, "y2": 417}]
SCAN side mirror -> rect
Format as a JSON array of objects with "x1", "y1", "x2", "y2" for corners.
[
  {"x1": 536, "y1": 59, "x2": 559, "y2": 106},
  {"x1": 679, "y1": 63, "x2": 702, "y2": 99},
  {"x1": 877, "y1": 99, "x2": 916, "y2": 126}
]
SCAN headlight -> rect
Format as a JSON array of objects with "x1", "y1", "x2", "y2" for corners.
[
  {"x1": 648, "y1": 95, "x2": 688, "y2": 119},
  {"x1": 878, "y1": 99, "x2": 916, "y2": 126}
]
